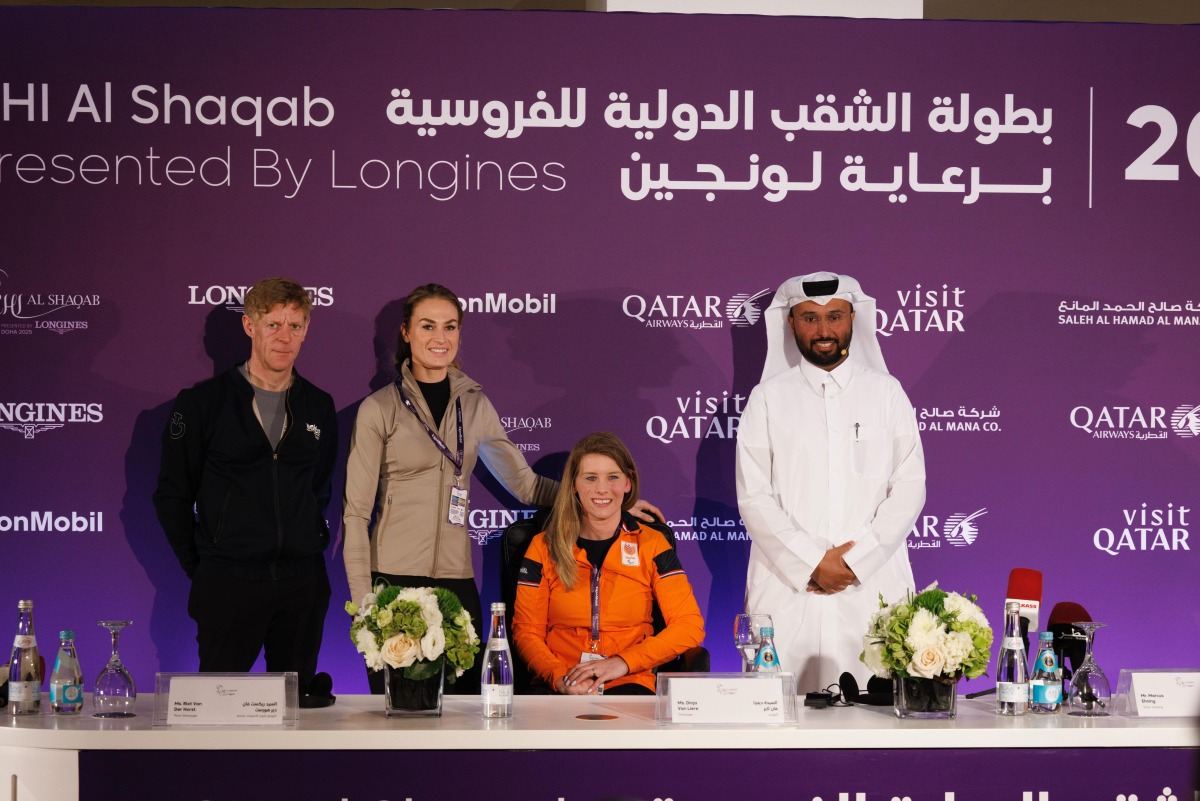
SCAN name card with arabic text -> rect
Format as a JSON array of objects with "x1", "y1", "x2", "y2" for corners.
[{"x1": 153, "y1": 672, "x2": 298, "y2": 727}]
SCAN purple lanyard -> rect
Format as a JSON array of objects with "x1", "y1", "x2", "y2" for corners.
[{"x1": 396, "y1": 382, "x2": 464, "y2": 480}]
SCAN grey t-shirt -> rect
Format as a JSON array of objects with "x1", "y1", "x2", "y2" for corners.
[{"x1": 240, "y1": 364, "x2": 288, "y2": 449}]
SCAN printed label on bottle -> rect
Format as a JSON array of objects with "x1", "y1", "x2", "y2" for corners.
[
  {"x1": 484, "y1": 684, "x2": 513, "y2": 703},
  {"x1": 1031, "y1": 681, "x2": 1061, "y2": 705},
  {"x1": 13, "y1": 635, "x2": 35, "y2": 649},
  {"x1": 1001, "y1": 637, "x2": 1024, "y2": 651},
  {"x1": 486, "y1": 639, "x2": 509, "y2": 652},
  {"x1": 997, "y1": 681, "x2": 1029, "y2": 703},
  {"x1": 51, "y1": 683, "x2": 83, "y2": 704},
  {"x1": 9, "y1": 681, "x2": 39, "y2": 704},
  {"x1": 1037, "y1": 651, "x2": 1058, "y2": 671}
]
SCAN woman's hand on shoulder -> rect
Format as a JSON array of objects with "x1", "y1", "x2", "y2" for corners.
[{"x1": 629, "y1": 498, "x2": 663, "y2": 524}]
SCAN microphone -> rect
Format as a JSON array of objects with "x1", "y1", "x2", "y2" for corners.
[
  {"x1": 1047, "y1": 601, "x2": 1091, "y2": 683},
  {"x1": 1004, "y1": 567, "x2": 1043, "y2": 653}
]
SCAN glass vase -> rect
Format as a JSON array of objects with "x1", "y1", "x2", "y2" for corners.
[
  {"x1": 383, "y1": 661, "x2": 445, "y2": 717},
  {"x1": 893, "y1": 675, "x2": 958, "y2": 719}
]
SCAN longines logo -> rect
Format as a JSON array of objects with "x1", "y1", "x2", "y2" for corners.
[
  {"x1": 0, "y1": 269, "x2": 98, "y2": 337},
  {"x1": 647, "y1": 390, "x2": 747, "y2": 444},
  {"x1": 459, "y1": 292, "x2": 556, "y2": 315},
  {"x1": 624, "y1": 288, "x2": 770, "y2": 330},
  {"x1": 0, "y1": 402, "x2": 103, "y2": 439},
  {"x1": 876, "y1": 282, "x2": 966, "y2": 337},
  {"x1": 1070, "y1": 404, "x2": 1199, "y2": 440},
  {"x1": 467, "y1": 507, "x2": 539, "y2": 546},
  {"x1": 908, "y1": 507, "x2": 987, "y2": 550},
  {"x1": 1094, "y1": 502, "x2": 1190, "y2": 556},
  {"x1": 187, "y1": 284, "x2": 335, "y2": 312}
]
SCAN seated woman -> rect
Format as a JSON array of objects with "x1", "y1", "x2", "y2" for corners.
[{"x1": 513, "y1": 432, "x2": 705, "y2": 695}]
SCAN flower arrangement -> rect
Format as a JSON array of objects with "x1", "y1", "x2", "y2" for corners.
[
  {"x1": 346, "y1": 584, "x2": 480, "y2": 682},
  {"x1": 861, "y1": 582, "x2": 993, "y2": 682}
]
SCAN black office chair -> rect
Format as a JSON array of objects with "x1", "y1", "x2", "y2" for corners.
[{"x1": 499, "y1": 509, "x2": 710, "y2": 693}]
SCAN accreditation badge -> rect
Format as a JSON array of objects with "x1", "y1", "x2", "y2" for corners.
[{"x1": 448, "y1": 484, "x2": 468, "y2": 527}]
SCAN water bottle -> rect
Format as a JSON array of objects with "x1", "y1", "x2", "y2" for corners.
[
  {"x1": 50, "y1": 630, "x2": 85, "y2": 715},
  {"x1": 753, "y1": 626, "x2": 781, "y2": 672},
  {"x1": 8, "y1": 599, "x2": 42, "y2": 716},
  {"x1": 481, "y1": 602, "x2": 513, "y2": 718},
  {"x1": 1030, "y1": 630, "x2": 1062, "y2": 713},
  {"x1": 996, "y1": 600, "x2": 1029, "y2": 715}
]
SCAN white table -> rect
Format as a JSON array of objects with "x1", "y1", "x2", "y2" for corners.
[{"x1": 3, "y1": 694, "x2": 1196, "y2": 801}]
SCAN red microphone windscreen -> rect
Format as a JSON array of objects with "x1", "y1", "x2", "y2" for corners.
[
  {"x1": 1047, "y1": 601, "x2": 1091, "y2": 627},
  {"x1": 1006, "y1": 567, "x2": 1043, "y2": 601}
]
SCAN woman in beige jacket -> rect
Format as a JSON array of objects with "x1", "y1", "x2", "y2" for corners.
[{"x1": 343, "y1": 283, "x2": 559, "y2": 694}]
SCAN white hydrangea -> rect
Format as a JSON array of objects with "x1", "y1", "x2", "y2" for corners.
[
  {"x1": 862, "y1": 637, "x2": 889, "y2": 678},
  {"x1": 944, "y1": 592, "x2": 989, "y2": 629},
  {"x1": 356, "y1": 626, "x2": 384, "y2": 671},
  {"x1": 941, "y1": 629, "x2": 973, "y2": 674}
]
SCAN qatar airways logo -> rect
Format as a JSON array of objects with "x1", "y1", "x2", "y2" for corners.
[
  {"x1": 1069, "y1": 404, "x2": 1199, "y2": 440},
  {"x1": 907, "y1": 507, "x2": 987, "y2": 550},
  {"x1": 623, "y1": 288, "x2": 771, "y2": 330},
  {"x1": 0, "y1": 402, "x2": 103, "y2": 439},
  {"x1": 467, "y1": 507, "x2": 540, "y2": 546},
  {"x1": 876, "y1": 282, "x2": 966, "y2": 337},
  {"x1": 187, "y1": 284, "x2": 335, "y2": 312},
  {"x1": 501, "y1": 415, "x2": 552, "y2": 454},
  {"x1": 459, "y1": 292, "x2": 556, "y2": 315}
]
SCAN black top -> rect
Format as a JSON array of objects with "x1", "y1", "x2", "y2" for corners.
[
  {"x1": 417, "y1": 377, "x2": 451, "y2": 428},
  {"x1": 577, "y1": 532, "x2": 619, "y2": 568}
]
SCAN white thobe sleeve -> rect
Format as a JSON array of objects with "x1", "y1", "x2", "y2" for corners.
[
  {"x1": 841, "y1": 382, "x2": 925, "y2": 582},
  {"x1": 736, "y1": 385, "x2": 828, "y2": 590}
]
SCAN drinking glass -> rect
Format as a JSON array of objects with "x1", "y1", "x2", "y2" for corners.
[
  {"x1": 93, "y1": 620, "x2": 136, "y2": 718},
  {"x1": 733, "y1": 613, "x2": 773, "y2": 671},
  {"x1": 1067, "y1": 621, "x2": 1110, "y2": 717}
]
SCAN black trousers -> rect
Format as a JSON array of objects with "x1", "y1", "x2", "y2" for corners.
[
  {"x1": 365, "y1": 573, "x2": 483, "y2": 696},
  {"x1": 188, "y1": 568, "x2": 331, "y2": 689}
]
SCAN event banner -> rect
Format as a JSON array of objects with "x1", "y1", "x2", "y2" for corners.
[{"x1": 1, "y1": 8, "x2": 1198, "y2": 692}]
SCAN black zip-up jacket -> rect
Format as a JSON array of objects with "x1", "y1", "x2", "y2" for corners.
[{"x1": 153, "y1": 365, "x2": 337, "y2": 581}]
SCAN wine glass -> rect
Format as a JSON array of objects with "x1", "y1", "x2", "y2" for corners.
[
  {"x1": 1067, "y1": 621, "x2": 1110, "y2": 717},
  {"x1": 93, "y1": 620, "x2": 136, "y2": 718},
  {"x1": 733, "y1": 613, "x2": 773, "y2": 671}
]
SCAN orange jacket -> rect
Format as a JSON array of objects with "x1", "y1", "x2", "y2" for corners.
[{"x1": 513, "y1": 516, "x2": 705, "y2": 693}]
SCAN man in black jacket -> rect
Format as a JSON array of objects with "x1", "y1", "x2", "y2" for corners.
[{"x1": 154, "y1": 277, "x2": 337, "y2": 705}]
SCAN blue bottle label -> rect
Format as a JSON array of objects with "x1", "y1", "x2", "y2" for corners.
[
  {"x1": 1032, "y1": 681, "x2": 1061, "y2": 705},
  {"x1": 1037, "y1": 651, "x2": 1058, "y2": 672}
]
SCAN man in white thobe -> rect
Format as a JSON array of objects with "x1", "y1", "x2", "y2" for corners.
[{"x1": 736, "y1": 272, "x2": 925, "y2": 692}]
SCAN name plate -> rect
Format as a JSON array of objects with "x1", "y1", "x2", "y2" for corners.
[
  {"x1": 656, "y1": 673, "x2": 797, "y2": 725},
  {"x1": 153, "y1": 672, "x2": 298, "y2": 727},
  {"x1": 1117, "y1": 669, "x2": 1200, "y2": 717}
]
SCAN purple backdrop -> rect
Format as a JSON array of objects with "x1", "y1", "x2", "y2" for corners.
[{"x1": 2, "y1": 8, "x2": 1198, "y2": 694}]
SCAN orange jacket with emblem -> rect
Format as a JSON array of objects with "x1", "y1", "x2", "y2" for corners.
[{"x1": 513, "y1": 516, "x2": 705, "y2": 693}]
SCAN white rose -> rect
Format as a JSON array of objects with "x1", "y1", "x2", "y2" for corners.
[
  {"x1": 905, "y1": 608, "x2": 942, "y2": 651},
  {"x1": 381, "y1": 633, "x2": 422, "y2": 669},
  {"x1": 908, "y1": 644, "x2": 947, "y2": 679}
]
